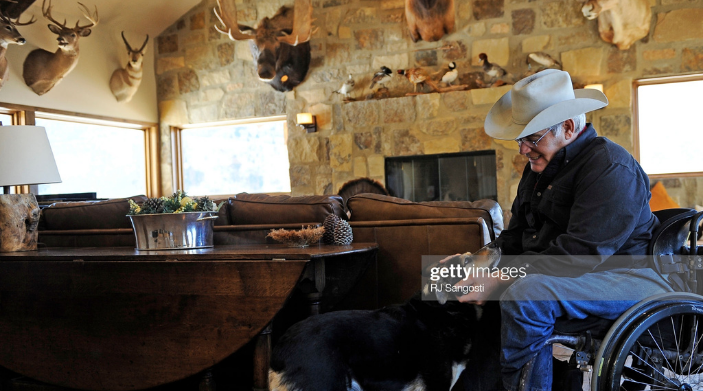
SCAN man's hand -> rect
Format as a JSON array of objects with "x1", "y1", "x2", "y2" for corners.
[
  {"x1": 429, "y1": 242, "x2": 504, "y2": 305},
  {"x1": 450, "y1": 244, "x2": 508, "y2": 305},
  {"x1": 439, "y1": 253, "x2": 462, "y2": 264},
  {"x1": 454, "y1": 273, "x2": 513, "y2": 305}
]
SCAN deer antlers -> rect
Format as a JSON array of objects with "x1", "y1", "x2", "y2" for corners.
[
  {"x1": 214, "y1": 0, "x2": 316, "y2": 45},
  {"x1": 41, "y1": 0, "x2": 98, "y2": 31},
  {"x1": 277, "y1": 0, "x2": 317, "y2": 45},
  {"x1": 121, "y1": 31, "x2": 148, "y2": 53},
  {"x1": 0, "y1": 11, "x2": 36, "y2": 26},
  {"x1": 214, "y1": 0, "x2": 255, "y2": 41}
]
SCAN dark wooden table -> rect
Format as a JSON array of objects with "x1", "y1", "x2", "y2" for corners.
[{"x1": 0, "y1": 243, "x2": 377, "y2": 391}]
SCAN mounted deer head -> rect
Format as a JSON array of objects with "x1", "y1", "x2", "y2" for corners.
[
  {"x1": 214, "y1": 0, "x2": 315, "y2": 92},
  {"x1": 109, "y1": 31, "x2": 148, "y2": 103},
  {"x1": 0, "y1": 10, "x2": 35, "y2": 89},
  {"x1": 22, "y1": 0, "x2": 98, "y2": 95},
  {"x1": 581, "y1": 0, "x2": 651, "y2": 50},
  {"x1": 405, "y1": 0, "x2": 455, "y2": 42}
]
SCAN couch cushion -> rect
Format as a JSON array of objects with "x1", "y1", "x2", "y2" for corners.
[
  {"x1": 347, "y1": 194, "x2": 503, "y2": 239},
  {"x1": 229, "y1": 193, "x2": 345, "y2": 225},
  {"x1": 41, "y1": 196, "x2": 148, "y2": 230}
]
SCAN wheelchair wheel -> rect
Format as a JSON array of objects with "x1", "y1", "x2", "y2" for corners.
[{"x1": 592, "y1": 293, "x2": 703, "y2": 391}]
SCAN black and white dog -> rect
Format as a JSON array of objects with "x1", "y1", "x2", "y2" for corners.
[{"x1": 269, "y1": 244, "x2": 502, "y2": 391}]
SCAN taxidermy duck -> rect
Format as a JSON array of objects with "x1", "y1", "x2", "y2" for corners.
[
  {"x1": 478, "y1": 53, "x2": 506, "y2": 83},
  {"x1": 335, "y1": 74, "x2": 356, "y2": 99},
  {"x1": 369, "y1": 66, "x2": 393, "y2": 90},
  {"x1": 398, "y1": 68, "x2": 429, "y2": 93},
  {"x1": 441, "y1": 62, "x2": 458, "y2": 86},
  {"x1": 527, "y1": 52, "x2": 562, "y2": 70}
]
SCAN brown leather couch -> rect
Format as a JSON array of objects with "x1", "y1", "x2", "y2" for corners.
[
  {"x1": 347, "y1": 194, "x2": 503, "y2": 307},
  {"x1": 37, "y1": 192, "x2": 502, "y2": 308}
]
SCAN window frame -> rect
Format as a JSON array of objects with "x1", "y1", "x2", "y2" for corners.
[
  {"x1": 633, "y1": 74, "x2": 703, "y2": 179},
  {"x1": 170, "y1": 115, "x2": 289, "y2": 196},
  {"x1": 0, "y1": 102, "x2": 160, "y2": 197}
]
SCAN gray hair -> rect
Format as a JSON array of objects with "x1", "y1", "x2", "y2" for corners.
[{"x1": 547, "y1": 113, "x2": 587, "y2": 136}]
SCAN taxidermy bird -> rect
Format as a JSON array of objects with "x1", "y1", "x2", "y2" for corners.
[
  {"x1": 441, "y1": 62, "x2": 458, "y2": 85},
  {"x1": 334, "y1": 74, "x2": 355, "y2": 99},
  {"x1": 528, "y1": 52, "x2": 562, "y2": 70},
  {"x1": 398, "y1": 68, "x2": 429, "y2": 93},
  {"x1": 478, "y1": 53, "x2": 507, "y2": 84},
  {"x1": 369, "y1": 66, "x2": 393, "y2": 90}
]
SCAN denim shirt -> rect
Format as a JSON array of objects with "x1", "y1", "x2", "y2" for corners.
[{"x1": 496, "y1": 124, "x2": 658, "y2": 276}]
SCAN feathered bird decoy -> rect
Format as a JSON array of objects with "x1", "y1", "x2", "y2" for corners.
[
  {"x1": 398, "y1": 67, "x2": 429, "y2": 93},
  {"x1": 478, "y1": 53, "x2": 507, "y2": 84},
  {"x1": 334, "y1": 74, "x2": 355, "y2": 99},
  {"x1": 440, "y1": 62, "x2": 458, "y2": 86},
  {"x1": 369, "y1": 66, "x2": 392, "y2": 90},
  {"x1": 527, "y1": 52, "x2": 562, "y2": 70}
]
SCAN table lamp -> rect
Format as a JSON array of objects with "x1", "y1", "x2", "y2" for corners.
[{"x1": 0, "y1": 125, "x2": 61, "y2": 252}]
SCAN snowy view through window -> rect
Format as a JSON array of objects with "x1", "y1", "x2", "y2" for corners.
[
  {"x1": 181, "y1": 120, "x2": 290, "y2": 196},
  {"x1": 637, "y1": 79, "x2": 703, "y2": 175},
  {"x1": 36, "y1": 118, "x2": 147, "y2": 198},
  {"x1": 0, "y1": 113, "x2": 12, "y2": 126}
]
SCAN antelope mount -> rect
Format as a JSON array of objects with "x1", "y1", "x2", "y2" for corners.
[
  {"x1": 22, "y1": 0, "x2": 99, "y2": 96},
  {"x1": 405, "y1": 0, "x2": 455, "y2": 42},
  {"x1": 109, "y1": 32, "x2": 148, "y2": 103},
  {"x1": 214, "y1": 0, "x2": 314, "y2": 92},
  {"x1": 0, "y1": 11, "x2": 36, "y2": 90}
]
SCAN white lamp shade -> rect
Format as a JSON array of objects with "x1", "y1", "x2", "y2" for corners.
[{"x1": 0, "y1": 126, "x2": 62, "y2": 187}]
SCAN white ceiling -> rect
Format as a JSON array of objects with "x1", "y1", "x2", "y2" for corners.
[{"x1": 21, "y1": 0, "x2": 202, "y2": 47}]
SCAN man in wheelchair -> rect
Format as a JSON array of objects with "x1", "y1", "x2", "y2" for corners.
[{"x1": 457, "y1": 69, "x2": 682, "y2": 391}]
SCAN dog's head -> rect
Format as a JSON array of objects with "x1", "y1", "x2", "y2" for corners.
[{"x1": 422, "y1": 242, "x2": 501, "y2": 304}]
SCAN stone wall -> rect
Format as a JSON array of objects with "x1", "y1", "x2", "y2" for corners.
[{"x1": 155, "y1": 0, "x2": 703, "y2": 213}]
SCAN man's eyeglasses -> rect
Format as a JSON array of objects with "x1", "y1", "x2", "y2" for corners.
[{"x1": 515, "y1": 131, "x2": 549, "y2": 148}]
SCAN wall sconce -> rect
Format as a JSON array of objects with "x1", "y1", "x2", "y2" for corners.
[
  {"x1": 584, "y1": 84, "x2": 604, "y2": 93},
  {"x1": 296, "y1": 113, "x2": 317, "y2": 133}
]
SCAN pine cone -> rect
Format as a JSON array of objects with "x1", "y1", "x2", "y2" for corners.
[
  {"x1": 323, "y1": 214, "x2": 341, "y2": 244},
  {"x1": 333, "y1": 219, "x2": 353, "y2": 245},
  {"x1": 195, "y1": 196, "x2": 216, "y2": 212},
  {"x1": 142, "y1": 197, "x2": 164, "y2": 214}
]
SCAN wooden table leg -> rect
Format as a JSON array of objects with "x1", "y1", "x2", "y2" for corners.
[{"x1": 252, "y1": 323, "x2": 272, "y2": 391}]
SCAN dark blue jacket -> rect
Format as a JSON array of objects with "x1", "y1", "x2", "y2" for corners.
[{"x1": 497, "y1": 124, "x2": 658, "y2": 276}]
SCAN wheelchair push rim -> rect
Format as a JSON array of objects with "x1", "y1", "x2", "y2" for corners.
[{"x1": 592, "y1": 293, "x2": 703, "y2": 391}]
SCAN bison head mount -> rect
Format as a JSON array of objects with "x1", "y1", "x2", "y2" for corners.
[
  {"x1": 215, "y1": 0, "x2": 315, "y2": 92},
  {"x1": 405, "y1": 0, "x2": 455, "y2": 42}
]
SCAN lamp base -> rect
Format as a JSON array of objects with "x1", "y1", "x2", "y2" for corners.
[{"x1": 0, "y1": 194, "x2": 41, "y2": 252}]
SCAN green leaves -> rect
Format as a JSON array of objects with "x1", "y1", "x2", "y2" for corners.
[{"x1": 128, "y1": 191, "x2": 223, "y2": 215}]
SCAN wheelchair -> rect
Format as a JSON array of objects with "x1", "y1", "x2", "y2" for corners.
[{"x1": 519, "y1": 208, "x2": 703, "y2": 391}]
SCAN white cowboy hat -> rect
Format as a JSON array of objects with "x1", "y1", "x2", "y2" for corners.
[{"x1": 484, "y1": 69, "x2": 608, "y2": 140}]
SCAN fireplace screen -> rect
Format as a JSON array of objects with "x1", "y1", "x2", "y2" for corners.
[{"x1": 385, "y1": 150, "x2": 497, "y2": 202}]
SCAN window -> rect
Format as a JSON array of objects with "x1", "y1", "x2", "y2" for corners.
[
  {"x1": 0, "y1": 113, "x2": 12, "y2": 126},
  {"x1": 634, "y1": 75, "x2": 703, "y2": 177},
  {"x1": 0, "y1": 104, "x2": 159, "y2": 198},
  {"x1": 172, "y1": 117, "x2": 290, "y2": 196}
]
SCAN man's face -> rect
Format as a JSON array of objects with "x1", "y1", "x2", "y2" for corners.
[{"x1": 518, "y1": 127, "x2": 563, "y2": 173}]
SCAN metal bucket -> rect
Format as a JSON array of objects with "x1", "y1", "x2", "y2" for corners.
[{"x1": 128, "y1": 212, "x2": 218, "y2": 250}]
